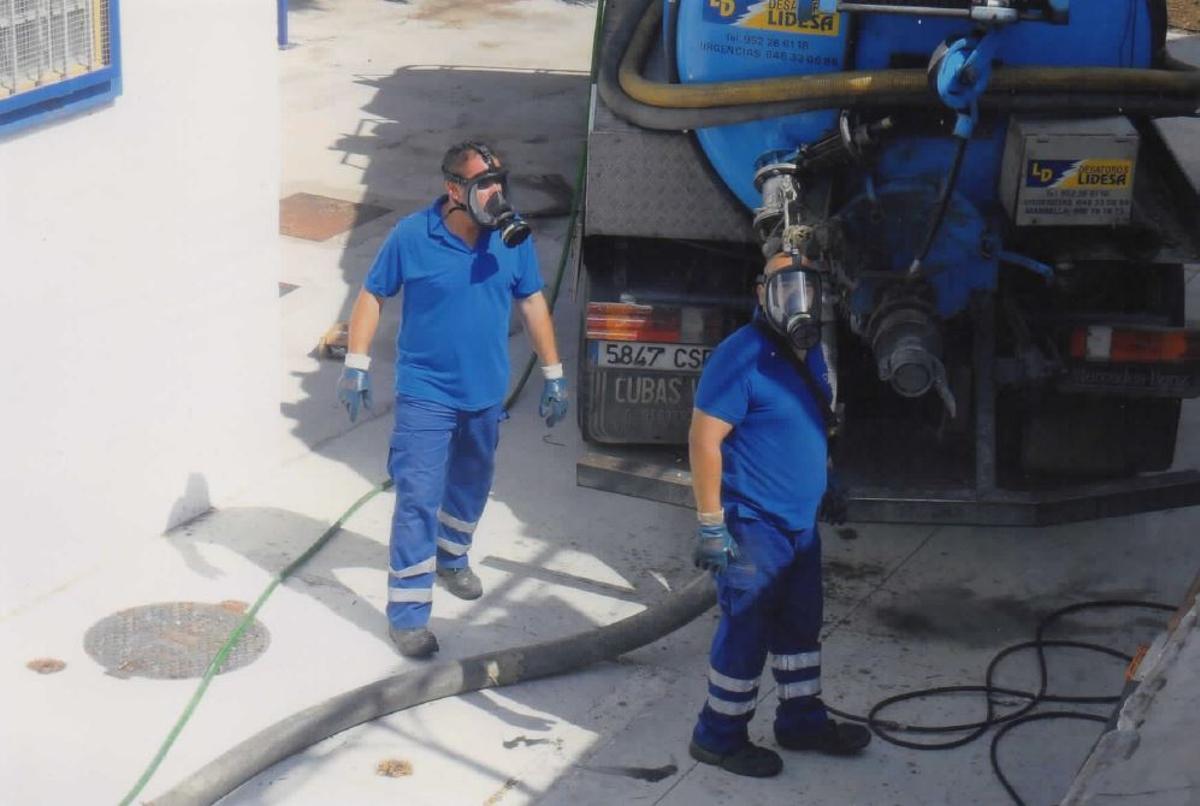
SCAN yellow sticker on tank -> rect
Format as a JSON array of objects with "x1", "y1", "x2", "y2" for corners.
[{"x1": 705, "y1": 0, "x2": 841, "y2": 36}]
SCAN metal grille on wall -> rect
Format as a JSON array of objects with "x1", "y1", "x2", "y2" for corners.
[{"x1": 1, "y1": 0, "x2": 110, "y2": 99}]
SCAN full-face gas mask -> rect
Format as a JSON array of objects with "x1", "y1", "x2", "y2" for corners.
[
  {"x1": 444, "y1": 142, "x2": 531, "y2": 248},
  {"x1": 758, "y1": 256, "x2": 824, "y2": 352}
]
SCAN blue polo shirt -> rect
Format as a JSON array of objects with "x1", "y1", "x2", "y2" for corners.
[
  {"x1": 364, "y1": 197, "x2": 544, "y2": 410},
  {"x1": 695, "y1": 319, "x2": 831, "y2": 532}
]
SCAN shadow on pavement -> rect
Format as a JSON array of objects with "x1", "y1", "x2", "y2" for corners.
[{"x1": 280, "y1": 64, "x2": 589, "y2": 452}]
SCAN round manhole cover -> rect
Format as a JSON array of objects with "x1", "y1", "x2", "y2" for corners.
[{"x1": 83, "y1": 602, "x2": 270, "y2": 679}]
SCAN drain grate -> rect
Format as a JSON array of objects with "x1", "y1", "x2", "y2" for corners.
[
  {"x1": 83, "y1": 602, "x2": 270, "y2": 680},
  {"x1": 279, "y1": 192, "x2": 390, "y2": 241}
]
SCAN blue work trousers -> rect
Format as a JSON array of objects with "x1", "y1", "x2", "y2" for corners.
[
  {"x1": 693, "y1": 514, "x2": 827, "y2": 754},
  {"x1": 385, "y1": 395, "x2": 501, "y2": 629}
]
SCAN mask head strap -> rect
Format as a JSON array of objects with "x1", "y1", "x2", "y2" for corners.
[
  {"x1": 468, "y1": 141, "x2": 497, "y2": 171},
  {"x1": 442, "y1": 141, "x2": 500, "y2": 185},
  {"x1": 757, "y1": 250, "x2": 818, "y2": 279}
]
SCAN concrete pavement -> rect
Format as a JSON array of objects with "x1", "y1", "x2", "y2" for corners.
[{"x1": 2, "y1": 2, "x2": 1199, "y2": 805}]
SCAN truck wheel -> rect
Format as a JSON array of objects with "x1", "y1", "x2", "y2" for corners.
[{"x1": 1016, "y1": 264, "x2": 1185, "y2": 478}]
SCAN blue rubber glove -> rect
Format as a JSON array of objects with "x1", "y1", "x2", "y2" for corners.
[
  {"x1": 337, "y1": 366, "x2": 372, "y2": 423},
  {"x1": 539, "y1": 377, "x2": 569, "y2": 428},
  {"x1": 693, "y1": 523, "x2": 739, "y2": 573}
]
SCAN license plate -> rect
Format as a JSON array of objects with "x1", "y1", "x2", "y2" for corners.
[
  {"x1": 593, "y1": 340, "x2": 713, "y2": 372},
  {"x1": 587, "y1": 369, "x2": 700, "y2": 443}
]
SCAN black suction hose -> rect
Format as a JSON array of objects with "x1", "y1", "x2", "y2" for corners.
[{"x1": 150, "y1": 575, "x2": 716, "y2": 805}]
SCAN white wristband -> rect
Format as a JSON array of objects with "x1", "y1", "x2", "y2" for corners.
[
  {"x1": 541, "y1": 362, "x2": 564, "y2": 380},
  {"x1": 344, "y1": 353, "x2": 371, "y2": 371},
  {"x1": 697, "y1": 509, "x2": 724, "y2": 526}
]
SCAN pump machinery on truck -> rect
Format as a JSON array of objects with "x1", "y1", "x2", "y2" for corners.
[{"x1": 574, "y1": 0, "x2": 1200, "y2": 525}]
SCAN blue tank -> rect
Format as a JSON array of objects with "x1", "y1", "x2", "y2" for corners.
[
  {"x1": 672, "y1": 1, "x2": 1158, "y2": 321},
  {"x1": 675, "y1": 1, "x2": 1154, "y2": 210}
]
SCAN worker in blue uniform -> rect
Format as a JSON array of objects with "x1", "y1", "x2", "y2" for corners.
[
  {"x1": 687, "y1": 250, "x2": 871, "y2": 777},
  {"x1": 337, "y1": 142, "x2": 568, "y2": 659}
]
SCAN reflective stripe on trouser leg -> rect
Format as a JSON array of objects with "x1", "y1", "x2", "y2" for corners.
[
  {"x1": 436, "y1": 403, "x2": 501, "y2": 570},
  {"x1": 772, "y1": 648, "x2": 821, "y2": 700},
  {"x1": 386, "y1": 397, "x2": 456, "y2": 629},
  {"x1": 387, "y1": 587, "x2": 433, "y2": 604},
  {"x1": 390, "y1": 557, "x2": 436, "y2": 579},
  {"x1": 693, "y1": 515, "x2": 794, "y2": 756},
  {"x1": 705, "y1": 667, "x2": 761, "y2": 719},
  {"x1": 771, "y1": 526, "x2": 828, "y2": 738}
]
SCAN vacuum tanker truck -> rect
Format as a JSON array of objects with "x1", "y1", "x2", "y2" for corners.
[{"x1": 575, "y1": 0, "x2": 1200, "y2": 525}]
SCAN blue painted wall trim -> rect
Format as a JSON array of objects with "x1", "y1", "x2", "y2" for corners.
[
  {"x1": 0, "y1": 0, "x2": 123, "y2": 138},
  {"x1": 278, "y1": 0, "x2": 288, "y2": 48}
]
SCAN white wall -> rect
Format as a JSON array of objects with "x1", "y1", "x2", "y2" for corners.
[{"x1": 0, "y1": 0, "x2": 283, "y2": 612}]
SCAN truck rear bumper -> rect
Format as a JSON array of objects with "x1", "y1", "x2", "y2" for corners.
[{"x1": 576, "y1": 446, "x2": 1200, "y2": 527}]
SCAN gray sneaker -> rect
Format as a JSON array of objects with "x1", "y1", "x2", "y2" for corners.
[
  {"x1": 437, "y1": 566, "x2": 483, "y2": 600},
  {"x1": 389, "y1": 627, "x2": 439, "y2": 658}
]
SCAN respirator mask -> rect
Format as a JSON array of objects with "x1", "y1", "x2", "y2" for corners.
[
  {"x1": 758, "y1": 258, "x2": 824, "y2": 352},
  {"x1": 444, "y1": 142, "x2": 531, "y2": 248}
]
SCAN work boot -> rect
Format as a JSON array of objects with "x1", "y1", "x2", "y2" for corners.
[
  {"x1": 437, "y1": 566, "x2": 483, "y2": 600},
  {"x1": 389, "y1": 627, "x2": 439, "y2": 659},
  {"x1": 688, "y1": 740, "x2": 783, "y2": 778},
  {"x1": 776, "y1": 720, "x2": 872, "y2": 755}
]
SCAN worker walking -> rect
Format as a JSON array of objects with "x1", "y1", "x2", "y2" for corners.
[
  {"x1": 687, "y1": 251, "x2": 870, "y2": 777},
  {"x1": 337, "y1": 141, "x2": 568, "y2": 659}
]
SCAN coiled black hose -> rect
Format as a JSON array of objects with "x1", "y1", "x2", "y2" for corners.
[{"x1": 826, "y1": 599, "x2": 1175, "y2": 806}]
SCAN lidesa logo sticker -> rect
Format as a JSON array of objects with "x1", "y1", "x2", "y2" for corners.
[
  {"x1": 1025, "y1": 159, "x2": 1133, "y2": 189},
  {"x1": 703, "y1": 0, "x2": 840, "y2": 35}
]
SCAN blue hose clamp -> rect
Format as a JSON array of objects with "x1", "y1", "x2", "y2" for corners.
[{"x1": 930, "y1": 30, "x2": 1001, "y2": 140}]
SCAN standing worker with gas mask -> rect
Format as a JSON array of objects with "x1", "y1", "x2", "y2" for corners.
[
  {"x1": 337, "y1": 141, "x2": 568, "y2": 659},
  {"x1": 686, "y1": 251, "x2": 870, "y2": 777}
]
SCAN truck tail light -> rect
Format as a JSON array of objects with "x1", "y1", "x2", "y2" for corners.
[
  {"x1": 1069, "y1": 325, "x2": 1200, "y2": 363},
  {"x1": 586, "y1": 303, "x2": 725, "y2": 344},
  {"x1": 586, "y1": 303, "x2": 681, "y2": 342}
]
